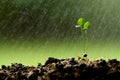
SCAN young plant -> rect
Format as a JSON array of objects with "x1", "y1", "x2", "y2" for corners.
[
  {"x1": 83, "y1": 21, "x2": 90, "y2": 54},
  {"x1": 76, "y1": 18, "x2": 90, "y2": 54}
]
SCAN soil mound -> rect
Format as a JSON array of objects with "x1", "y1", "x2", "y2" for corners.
[{"x1": 0, "y1": 56, "x2": 120, "y2": 80}]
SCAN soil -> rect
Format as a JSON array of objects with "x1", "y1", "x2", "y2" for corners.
[{"x1": 0, "y1": 56, "x2": 120, "y2": 80}]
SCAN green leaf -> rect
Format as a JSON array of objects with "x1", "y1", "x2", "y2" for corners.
[
  {"x1": 83, "y1": 21, "x2": 90, "y2": 30},
  {"x1": 77, "y1": 18, "x2": 85, "y2": 27}
]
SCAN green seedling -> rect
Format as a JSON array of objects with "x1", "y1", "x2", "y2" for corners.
[
  {"x1": 83, "y1": 21, "x2": 90, "y2": 54},
  {"x1": 76, "y1": 18, "x2": 86, "y2": 54},
  {"x1": 76, "y1": 18, "x2": 90, "y2": 54}
]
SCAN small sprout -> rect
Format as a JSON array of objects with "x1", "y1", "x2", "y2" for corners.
[
  {"x1": 76, "y1": 18, "x2": 91, "y2": 55},
  {"x1": 83, "y1": 21, "x2": 90, "y2": 30},
  {"x1": 77, "y1": 18, "x2": 85, "y2": 27}
]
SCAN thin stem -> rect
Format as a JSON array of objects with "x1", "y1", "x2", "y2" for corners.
[
  {"x1": 85, "y1": 30, "x2": 88, "y2": 53},
  {"x1": 81, "y1": 28, "x2": 85, "y2": 53}
]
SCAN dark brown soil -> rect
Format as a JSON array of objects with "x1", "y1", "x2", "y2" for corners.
[{"x1": 0, "y1": 56, "x2": 120, "y2": 80}]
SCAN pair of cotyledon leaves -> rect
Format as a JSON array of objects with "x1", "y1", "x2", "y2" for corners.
[{"x1": 76, "y1": 18, "x2": 90, "y2": 30}]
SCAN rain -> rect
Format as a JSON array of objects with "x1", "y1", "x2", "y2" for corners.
[{"x1": 0, "y1": 0, "x2": 120, "y2": 66}]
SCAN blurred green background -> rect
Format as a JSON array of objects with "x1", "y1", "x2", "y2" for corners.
[{"x1": 0, "y1": 0, "x2": 120, "y2": 66}]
